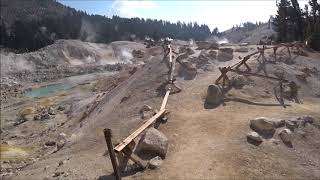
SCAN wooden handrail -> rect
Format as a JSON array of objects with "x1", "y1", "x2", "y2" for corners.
[
  {"x1": 160, "y1": 90, "x2": 171, "y2": 110},
  {"x1": 114, "y1": 108, "x2": 166, "y2": 152}
]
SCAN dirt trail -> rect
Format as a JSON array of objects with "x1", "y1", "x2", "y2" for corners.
[{"x1": 133, "y1": 48, "x2": 320, "y2": 179}]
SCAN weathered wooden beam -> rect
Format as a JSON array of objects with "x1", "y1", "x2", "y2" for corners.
[
  {"x1": 229, "y1": 69, "x2": 288, "y2": 82},
  {"x1": 114, "y1": 109, "x2": 166, "y2": 152},
  {"x1": 103, "y1": 128, "x2": 121, "y2": 180},
  {"x1": 160, "y1": 90, "x2": 171, "y2": 110}
]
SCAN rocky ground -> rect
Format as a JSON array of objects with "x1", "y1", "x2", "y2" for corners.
[{"x1": 1, "y1": 39, "x2": 320, "y2": 179}]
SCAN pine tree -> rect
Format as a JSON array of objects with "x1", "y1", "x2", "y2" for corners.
[
  {"x1": 290, "y1": 0, "x2": 303, "y2": 40},
  {"x1": 274, "y1": 0, "x2": 291, "y2": 42}
]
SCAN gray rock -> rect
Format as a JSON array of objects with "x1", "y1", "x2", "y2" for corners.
[
  {"x1": 33, "y1": 114, "x2": 41, "y2": 121},
  {"x1": 217, "y1": 48, "x2": 234, "y2": 61},
  {"x1": 295, "y1": 72, "x2": 308, "y2": 82},
  {"x1": 136, "y1": 127, "x2": 168, "y2": 159},
  {"x1": 268, "y1": 118, "x2": 285, "y2": 128},
  {"x1": 204, "y1": 85, "x2": 223, "y2": 108},
  {"x1": 279, "y1": 129, "x2": 292, "y2": 145},
  {"x1": 45, "y1": 141, "x2": 56, "y2": 146},
  {"x1": 196, "y1": 51, "x2": 210, "y2": 68},
  {"x1": 57, "y1": 105, "x2": 66, "y2": 111},
  {"x1": 300, "y1": 115, "x2": 314, "y2": 124},
  {"x1": 178, "y1": 61, "x2": 197, "y2": 80},
  {"x1": 285, "y1": 120, "x2": 297, "y2": 131},
  {"x1": 140, "y1": 105, "x2": 152, "y2": 112},
  {"x1": 270, "y1": 138, "x2": 281, "y2": 145},
  {"x1": 239, "y1": 43, "x2": 249, "y2": 46},
  {"x1": 41, "y1": 113, "x2": 50, "y2": 120},
  {"x1": 148, "y1": 156, "x2": 163, "y2": 169},
  {"x1": 209, "y1": 42, "x2": 220, "y2": 50},
  {"x1": 196, "y1": 41, "x2": 219, "y2": 50},
  {"x1": 250, "y1": 117, "x2": 276, "y2": 137},
  {"x1": 230, "y1": 75, "x2": 248, "y2": 89},
  {"x1": 142, "y1": 110, "x2": 155, "y2": 120},
  {"x1": 179, "y1": 46, "x2": 194, "y2": 55},
  {"x1": 208, "y1": 50, "x2": 217, "y2": 59},
  {"x1": 247, "y1": 131, "x2": 263, "y2": 142},
  {"x1": 48, "y1": 107, "x2": 56, "y2": 115},
  {"x1": 52, "y1": 172, "x2": 64, "y2": 177},
  {"x1": 132, "y1": 50, "x2": 144, "y2": 58}
]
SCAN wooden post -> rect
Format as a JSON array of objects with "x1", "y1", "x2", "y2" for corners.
[
  {"x1": 103, "y1": 128, "x2": 121, "y2": 180},
  {"x1": 273, "y1": 47, "x2": 278, "y2": 61},
  {"x1": 287, "y1": 46, "x2": 291, "y2": 58},
  {"x1": 279, "y1": 81, "x2": 285, "y2": 107}
]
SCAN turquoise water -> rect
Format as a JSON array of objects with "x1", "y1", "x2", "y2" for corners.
[{"x1": 24, "y1": 83, "x2": 75, "y2": 98}]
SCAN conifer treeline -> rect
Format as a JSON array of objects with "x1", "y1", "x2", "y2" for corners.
[
  {"x1": 274, "y1": 0, "x2": 320, "y2": 50},
  {"x1": 0, "y1": 0, "x2": 214, "y2": 52}
]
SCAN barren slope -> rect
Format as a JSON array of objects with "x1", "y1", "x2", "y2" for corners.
[{"x1": 2, "y1": 43, "x2": 320, "y2": 179}]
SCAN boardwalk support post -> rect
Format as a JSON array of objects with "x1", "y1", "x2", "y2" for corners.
[{"x1": 104, "y1": 128, "x2": 121, "y2": 180}]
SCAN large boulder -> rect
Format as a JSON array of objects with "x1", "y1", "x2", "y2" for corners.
[
  {"x1": 204, "y1": 85, "x2": 223, "y2": 108},
  {"x1": 217, "y1": 48, "x2": 234, "y2": 61},
  {"x1": 136, "y1": 127, "x2": 168, "y2": 159},
  {"x1": 177, "y1": 61, "x2": 197, "y2": 80},
  {"x1": 250, "y1": 117, "x2": 276, "y2": 137}
]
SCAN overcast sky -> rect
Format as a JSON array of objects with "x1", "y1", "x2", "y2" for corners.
[{"x1": 58, "y1": 0, "x2": 309, "y2": 31}]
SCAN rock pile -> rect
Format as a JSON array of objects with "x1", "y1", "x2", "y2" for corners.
[
  {"x1": 217, "y1": 48, "x2": 234, "y2": 61},
  {"x1": 247, "y1": 116, "x2": 316, "y2": 147}
]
